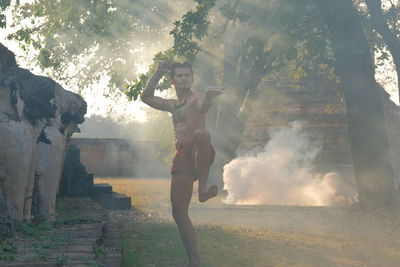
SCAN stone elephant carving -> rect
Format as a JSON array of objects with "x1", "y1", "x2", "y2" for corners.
[
  {"x1": 0, "y1": 45, "x2": 42, "y2": 223},
  {"x1": 0, "y1": 82, "x2": 40, "y2": 222},
  {"x1": 35, "y1": 84, "x2": 86, "y2": 222},
  {"x1": 0, "y1": 43, "x2": 86, "y2": 224}
]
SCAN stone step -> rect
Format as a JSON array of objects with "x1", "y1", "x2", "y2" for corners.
[
  {"x1": 94, "y1": 192, "x2": 131, "y2": 210},
  {"x1": 89, "y1": 183, "x2": 113, "y2": 196},
  {"x1": 99, "y1": 219, "x2": 123, "y2": 267}
]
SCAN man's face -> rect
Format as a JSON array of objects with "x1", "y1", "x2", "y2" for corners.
[{"x1": 171, "y1": 67, "x2": 194, "y2": 90}]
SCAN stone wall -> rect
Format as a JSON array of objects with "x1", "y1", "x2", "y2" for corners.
[
  {"x1": 0, "y1": 43, "x2": 86, "y2": 228},
  {"x1": 70, "y1": 138, "x2": 169, "y2": 177}
]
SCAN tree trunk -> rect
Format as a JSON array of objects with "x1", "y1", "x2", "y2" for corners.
[
  {"x1": 365, "y1": 0, "x2": 400, "y2": 101},
  {"x1": 315, "y1": 0, "x2": 399, "y2": 208}
]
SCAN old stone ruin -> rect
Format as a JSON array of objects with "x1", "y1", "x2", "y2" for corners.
[
  {"x1": 237, "y1": 77, "x2": 400, "y2": 205},
  {"x1": 0, "y1": 43, "x2": 87, "y2": 234},
  {"x1": 60, "y1": 142, "x2": 132, "y2": 210},
  {"x1": 71, "y1": 138, "x2": 168, "y2": 177},
  {"x1": 63, "y1": 138, "x2": 166, "y2": 210}
]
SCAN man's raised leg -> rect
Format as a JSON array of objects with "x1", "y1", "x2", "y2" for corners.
[
  {"x1": 194, "y1": 130, "x2": 218, "y2": 202},
  {"x1": 170, "y1": 174, "x2": 199, "y2": 267}
]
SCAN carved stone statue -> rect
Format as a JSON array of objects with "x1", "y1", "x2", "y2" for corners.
[{"x1": 0, "y1": 43, "x2": 86, "y2": 225}]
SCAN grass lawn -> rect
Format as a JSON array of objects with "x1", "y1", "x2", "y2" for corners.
[{"x1": 96, "y1": 177, "x2": 400, "y2": 267}]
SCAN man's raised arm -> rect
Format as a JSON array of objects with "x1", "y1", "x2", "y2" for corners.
[{"x1": 140, "y1": 61, "x2": 172, "y2": 111}]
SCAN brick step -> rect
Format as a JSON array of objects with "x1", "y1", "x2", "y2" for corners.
[
  {"x1": 99, "y1": 221, "x2": 123, "y2": 267},
  {"x1": 89, "y1": 183, "x2": 113, "y2": 196},
  {"x1": 93, "y1": 192, "x2": 131, "y2": 210}
]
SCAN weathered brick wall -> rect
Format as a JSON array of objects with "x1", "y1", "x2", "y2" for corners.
[
  {"x1": 238, "y1": 82, "x2": 400, "y2": 184},
  {"x1": 238, "y1": 83, "x2": 353, "y2": 177},
  {"x1": 70, "y1": 138, "x2": 168, "y2": 177}
]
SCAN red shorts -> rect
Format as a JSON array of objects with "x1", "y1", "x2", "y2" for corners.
[{"x1": 170, "y1": 142, "x2": 215, "y2": 180}]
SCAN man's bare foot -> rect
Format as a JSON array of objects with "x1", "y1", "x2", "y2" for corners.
[{"x1": 199, "y1": 185, "x2": 218, "y2": 202}]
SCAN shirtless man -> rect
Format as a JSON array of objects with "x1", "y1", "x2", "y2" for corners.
[{"x1": 141, "y1": 61, "x2": 223, "y2": 266}]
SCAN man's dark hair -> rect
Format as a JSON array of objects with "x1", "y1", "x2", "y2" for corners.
[{"x1": 170, "y1": 62, "x2": 193, "y2": 78}]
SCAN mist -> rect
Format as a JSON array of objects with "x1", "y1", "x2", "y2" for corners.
[
  {"x1": 223, "y1": 121, "x2": 358, "y2": 206},
  {"x1": 75, "y1": 115, "x2": 143, "y2": 139}
]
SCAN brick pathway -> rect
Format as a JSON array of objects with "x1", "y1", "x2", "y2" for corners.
[{"x1": 0, "y1": 198, "x2": 123, "y2": 267}]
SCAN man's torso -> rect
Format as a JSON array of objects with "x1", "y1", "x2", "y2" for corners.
[{"x1": 170, "y1": 91, "x2": 205, "y2": 144}]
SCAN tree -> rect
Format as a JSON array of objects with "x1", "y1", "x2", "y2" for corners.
[
  {"x1": 7, "y1": 0, "x2": 188, "y2": 92},
  {"x1": 0, "y1": 0, "x2": 11, "y2": 28},
  {"x1": 315, "y1": 0, "x2": 399, "y2": 208},
  {"x1": 364, "y1": 0, "x2": 400, "y2": 100},
  {"x1": 125, "y1": 0, "x2": 217, "y2": 100}
]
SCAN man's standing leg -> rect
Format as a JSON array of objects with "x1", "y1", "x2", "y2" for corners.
[
  {"x1": 194, "y1": 130, "x2": 218, "y2": 202},
  {"x1": 171, "y1": 174, "x2": 199, "y2": 267}
]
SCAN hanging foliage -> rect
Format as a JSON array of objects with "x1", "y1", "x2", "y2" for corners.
[{"x1": 124, "y1": 0, "x2": 217, "y2": 100}]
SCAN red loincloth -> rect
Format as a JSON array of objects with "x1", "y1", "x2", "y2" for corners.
[{"x1": 170, "y1": 141, "x2": 215, "y2": 180}]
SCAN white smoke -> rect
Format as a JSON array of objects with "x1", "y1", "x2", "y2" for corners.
[{"x1": 223, "y1": 121, "x2": 358, "y2": 206}]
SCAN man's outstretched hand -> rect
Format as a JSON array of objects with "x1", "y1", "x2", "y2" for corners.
[{"x1": 205, "y1": 87, "x2": 225, "y2": 98}]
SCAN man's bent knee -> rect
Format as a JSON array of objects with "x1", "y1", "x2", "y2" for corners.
[{"x1": 194, "y1": 129, "x2": 210, "y2": 145}]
